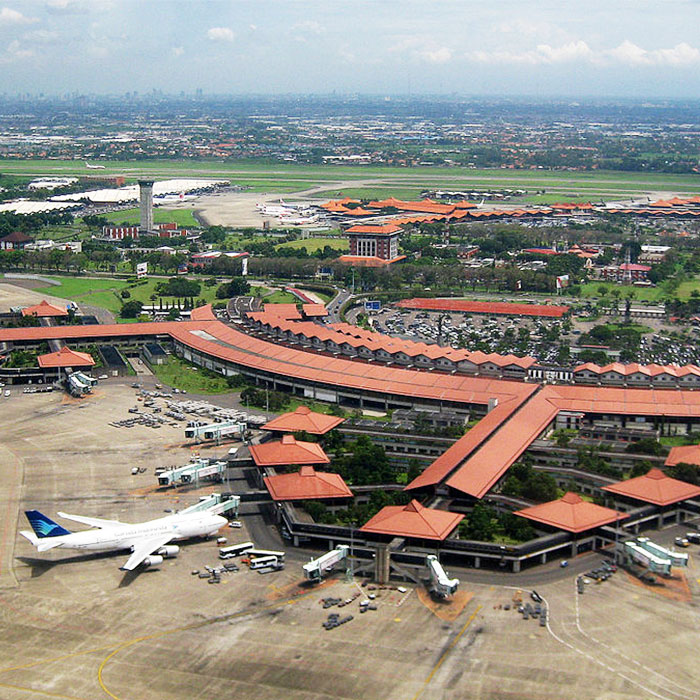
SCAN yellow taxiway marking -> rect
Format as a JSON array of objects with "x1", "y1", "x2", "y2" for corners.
[{"x1": 411, "y1": 604, "x2": 482, "y2": 700}]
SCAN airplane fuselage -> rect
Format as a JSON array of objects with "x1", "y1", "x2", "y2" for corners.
[{"x1": 39, "y1": 513, "x2": 224, "y2": 553}]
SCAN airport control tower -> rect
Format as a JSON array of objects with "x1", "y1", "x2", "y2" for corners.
[{"x1": 138, "y1": 180, "x2": 154, "y2": 234}]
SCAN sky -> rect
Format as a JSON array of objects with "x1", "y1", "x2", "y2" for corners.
[{"x1": 1, "y1": 0, "x2": 700, "y2": 98}]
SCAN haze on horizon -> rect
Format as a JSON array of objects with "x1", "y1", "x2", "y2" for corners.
[{"x1": 1, "y1": 0, "x2": 700, "y2": 99}]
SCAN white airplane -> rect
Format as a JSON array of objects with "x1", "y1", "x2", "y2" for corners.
[
  {"x1": 84, "y1": 161, "x2": 106, "y2": 170},
  {"x1": 20, "y1": 509, "x2": 227, "y2": 571}
]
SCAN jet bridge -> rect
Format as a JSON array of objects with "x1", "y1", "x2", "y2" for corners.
[
  {"x1": 303, "y1": 545, "x2": 349, "y2": 582},
  {"x1": 623, "y1": 540, "x2": 671, "y2": 575},
  {"x1": 180, "y1": 493, "x2": 240, "y2": 518},
  {"x1": 635, "y1": 536, "x2": 688, "y2": 568},
  {"x1": 184, "y1": 420, "x2": 245, "y2": 442},
  {"x1": 426, "y1": 555, "x2": 459, "y2": 598},
  {"x1": 157, "y1": 458, "x2": 227, "y2": 488}
]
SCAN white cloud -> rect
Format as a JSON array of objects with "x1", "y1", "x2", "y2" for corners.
[
  {"x1": 419, "y1": 47, "x2": 452, "y2": 64},
  {"x1": 0, "y1": 39, "x2": 33, "y2": 63},
  {"x1": 470, "y1": 40, "x2": 700, "y2": 67},
  {"x1": 606, "y1": 40, "x2": 700, "y2": 66},
  {"x1": 292, "y1": 20, "x2": 324, "y2": 34},
  {"x1": 0, "y1": 7, "x2": 37, "y2": 26},
  {"x1": 207, "y1": 27, "x2": 234, "y2": 43}
]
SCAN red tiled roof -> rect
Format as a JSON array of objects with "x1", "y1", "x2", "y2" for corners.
[
  {"x1": 37, "y1": 346, "x2": 95, "y2": 368},
  {"x1": 0, "y1": 231, "x2": 31, "y2": 243},
  {"x1": 397, "y1": 298, "x2": 569, "y2": 318},
  {"x1": 346, "y1": 223, "x2": 401, "y2": 234},
  {"x1": 21, "y1": 300, "x2": 68, "y2": 317},
  {"x1": 302, "y1": 303, "x2": 328, "y2": 318},
  {"x1": 360, "y1": 499, "x2": 463, "y2": 540},
  {"x1": 602, "y1": 468, "x2": 700, "y2": 506},
  {"x1": 249, "y1": 434, "x2": 330, "y2": 467},
  {"x1": 263, "y1": 465, "x2": 352, "y2": 501},
  {"x1": 190, "y1": 304, "x2": 217, "y2": 321},
  {"x1": 665, "y1": 445, "x2": 700, "y2": 467},
  {"x1": 262, "y1": 303, "x2": 301, "y2": 320},
  {"x1": 515, "y1": 492, "x2": 627, "y2": 533},
  {"x1": 262, "y1": 405, "x2": 344, "y2": 435}
]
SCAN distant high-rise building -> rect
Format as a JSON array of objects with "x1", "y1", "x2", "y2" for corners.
[{"x1": 138, "y1": 180, "x2": 154, "y2": 233}]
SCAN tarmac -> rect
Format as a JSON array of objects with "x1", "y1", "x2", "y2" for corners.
[{"x1": 2, "y1": 385, "x2": 700, "y2": 699}]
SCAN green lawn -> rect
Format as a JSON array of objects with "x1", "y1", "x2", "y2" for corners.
[
  {"x1": 34, "y1": 275, "x2": 221, "y2": 316},
  {"x1": 275, "y1": 237, "x2": 348, "y2": 253},
  {"x1": 579, "y1": 282, "x2": 666, "y2": 302},
  {"x1": 263, "y1": 290, "x2": 298, "y2": 304},
  {"x1": 103, "y1": 207, "x2": 200, "y2": 228},
  {"x1": 310, "y1": 186, "x2": 425, "y2": 201},
  {"x1": 5, "y1": 160, "x2": 700, "y2": 197},
  {"x1": 151, "y1": 356, "x2": 232, "y2": 394}
]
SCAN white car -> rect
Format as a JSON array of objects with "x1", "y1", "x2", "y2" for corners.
[
  {"x1": 229, "y1": 521, "x2": 242, "y2": 529},
  {"x1": 98, "y1": 374, "x2": 108, "y2": 380}
]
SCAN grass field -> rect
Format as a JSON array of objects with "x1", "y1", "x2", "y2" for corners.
[
  {"x1": 34, "y1": 275, "x2": 222, "y2": 315},
  {"x1": 580, "y1": 282, "x2": 667, "y2": 302},
  {"x1": 275, "y1": 237, "x2": 348, "y2": 253},
  {"x1": 151, "y1": 355, "x2": 231, "y2": 394},
  {"x1": 5, "y1": 159, "x2": 700, "y2": 197},
  {"x1": 310, "y1": 186, "x2": 426, "y2": 201},
  {"x1": 263, "y1": 290, "x2": 298, "y2": 304},
  {"x1": 103, "y1": 207, "x2": 200, "y2": 228}
]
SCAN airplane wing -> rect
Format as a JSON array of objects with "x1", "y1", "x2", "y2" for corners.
[
  {"x1": 120, "y1": 534, "x2": 174, "y2": 571},
  {"x1": 57, "y1": 512, "x2": 127, "y2": 528}
]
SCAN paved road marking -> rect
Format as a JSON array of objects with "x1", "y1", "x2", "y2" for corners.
[{"x1": 411, "y1": 604, "x2": 481, "y2": 700}]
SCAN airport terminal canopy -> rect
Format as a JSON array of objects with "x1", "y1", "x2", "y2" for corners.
[
  {"x1": 263, "y1": 466, "x2": 352, "y2": 501},
  {"x1": 21, "y1": 300, "x2": 68, "y2": 318},
  {"x1": 514, "y1": 492, "x2": 627, "y2": 534},
  {"x1": 262, "y1": 303, "x2": 301, "y2": 320},
  {"x1": 360, "y1": 499, "x2": 463, "y2": 541},
  {"x1": 249, "y1": 434, "x2": 330, "y2": 467},
  {"x1": 38, "y1": 346, "x2": 95, "y2": 368},
  {"x1": 301, "y1": 303, "x2": 328, "y2": 318},
  {"x1": 665, "y1": 445, "x2": 700, "y2": 468},
  {"x1": 262, "y1": 405, "x2": 344, "y2": 435},
  {"x1": 602, "y1": 468, "x2": 700, "y2": 507}
]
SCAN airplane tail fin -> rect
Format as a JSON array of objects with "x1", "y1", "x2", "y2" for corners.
[{"x1": 24, "y1": 510, "x2": 71, "y2": 538}]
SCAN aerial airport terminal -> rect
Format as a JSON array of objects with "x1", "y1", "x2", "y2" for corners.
[{"x1": 3, "y1": 266, "x2": 700, "y2": 698}]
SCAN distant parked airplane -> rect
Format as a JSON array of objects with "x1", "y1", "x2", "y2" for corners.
[
  {"x1": 20, "y1": 509, "x2": 227, "y2": 570},
  {"x1": 84, "y1": 161, "x2": 106, "y2": 169}
]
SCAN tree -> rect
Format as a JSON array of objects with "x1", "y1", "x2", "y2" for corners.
[
  {"x1": 120, "y1": 300, "x2": 143, "y2": 318},
  {"x1": 626, "y1": 438, "x2": 663, "y2": 456},
  {"x1": 666, "y1": 463, "x2": 699, "y2": 485},
  {"x1": 463, "y1": 504, "x2": 496, "y2": 541},
  {"x1": 120, "y1": 289, "x2": 131, "y2": 299}
]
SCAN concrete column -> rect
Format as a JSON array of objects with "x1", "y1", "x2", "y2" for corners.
[
  {"x1": 540, "y1": 553, "x2": 547, "y2": 564},
  {"x1": 512, "y1": 560, "x2": 521, "y2": 573},
  {"x1": 658, "y1": 513, "x2": 664, "y2": 528},
  {"x1": 676, "y1": 509, "x2": 681, "y2": 524},
  {"x1": 474, "y1": 556, "x2": 480, "y2": 569},
  {"x1": 293, "y1": 535, "x2": 299, "y2": 547},
  {"x1": 570, "y1": 542, "x2": 578, "y2": 557},
  {"x1": 375, "y1": 544, "x2": 390, "y2": 584}
]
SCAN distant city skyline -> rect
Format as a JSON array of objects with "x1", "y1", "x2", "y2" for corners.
[{"x1": 1, "y1": 1, "x2": 700, "y2": 98}]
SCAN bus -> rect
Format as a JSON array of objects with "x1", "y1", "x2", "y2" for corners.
[
  {"x1": 249, "y1": 555, "x2": 282, "y2": 570},
  {"x1": 248, "y1": 548, "x2": 285, "y2": 564},
  {"x1": 219, "y1": 541, "x2": 254, "y2": 559}
]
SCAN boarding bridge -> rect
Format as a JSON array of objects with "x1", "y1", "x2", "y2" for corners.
[
  {"x1": 157, "y1": 458, "x2": 227, "y2": 488},
  {"x1": 302, "y1": 545, "x2": 349, "y2": 582},
  {"x1": 66, "y1": 371, "x2": 94, "y2": 397},
  {"x1": 184, "y1": 420, "x2": 244, "y2": 441},
  {"x1": 426, "y1": 555, "x2": 459, "y2": 598},
  {"x1": 636, "y1": 537, "x2": 688, "y2": 567},
  {"x1": 623, "y1": 541, "x2": 671, "y2": 575},
  {"x1": 180, "y1": 493, "x2": 240, "y2": 518}
]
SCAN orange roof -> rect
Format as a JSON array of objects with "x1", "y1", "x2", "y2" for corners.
[
  {"x1": 446, "y1": 393, "x2": 559, "y2": 498},
  {"x1": 262, "y1": 303, "x2": 301, "y2": 320},
  {"x1": 263, "y1": 465, "x2": 352, "y2": 501},
  {"x1": 302, "y1": 303, "x2": 328, "y2": 318},
  {"x1": 249, "y1": 434, "x2": 330, "y2": 467},
  {"x1": 21, "y1": 300, "x2": 68, "y2": 317},
  {"x1": 397, "y1": 298, "x2": 569, "y2": 318},
  {"x1": 346, "y1": 223, "x2": 401, "y2": 234},
  {"x1": 602, "y1": 468, "x2": 700, "y2": 506},
  {"x1": 37, "y1": 346, "x2": 95, "y2": 368},
  {"x1": 190, "y1": 304, "x2": 217, "y2": 321},
  {"x1": 262, "y1": 405, "x2": 344, "y2": 435},
  {"x1": 515, "y1": 492, "x2": 627, "y2": 533},
  {"x1": 341, "y1": 207, "x2": 376, "y2": 216},
  {"x1": 665, "y1": 445, "x2": 700, "y2": 467},
  {"x1": 360, "y1": 500, "x2": 463, "y2": 540}
]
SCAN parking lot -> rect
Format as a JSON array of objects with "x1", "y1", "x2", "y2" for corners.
[{"x1": 0, "y1": 385, "x2": 699, "y2": 698}]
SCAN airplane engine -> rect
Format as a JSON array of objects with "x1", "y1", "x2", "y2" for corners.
[
  {"x1": 157, "y1": 545, "x2": 180, "y2": 558},
  {"x1": 142, "y1": 555, "x2": 164, "y2": 568}
]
